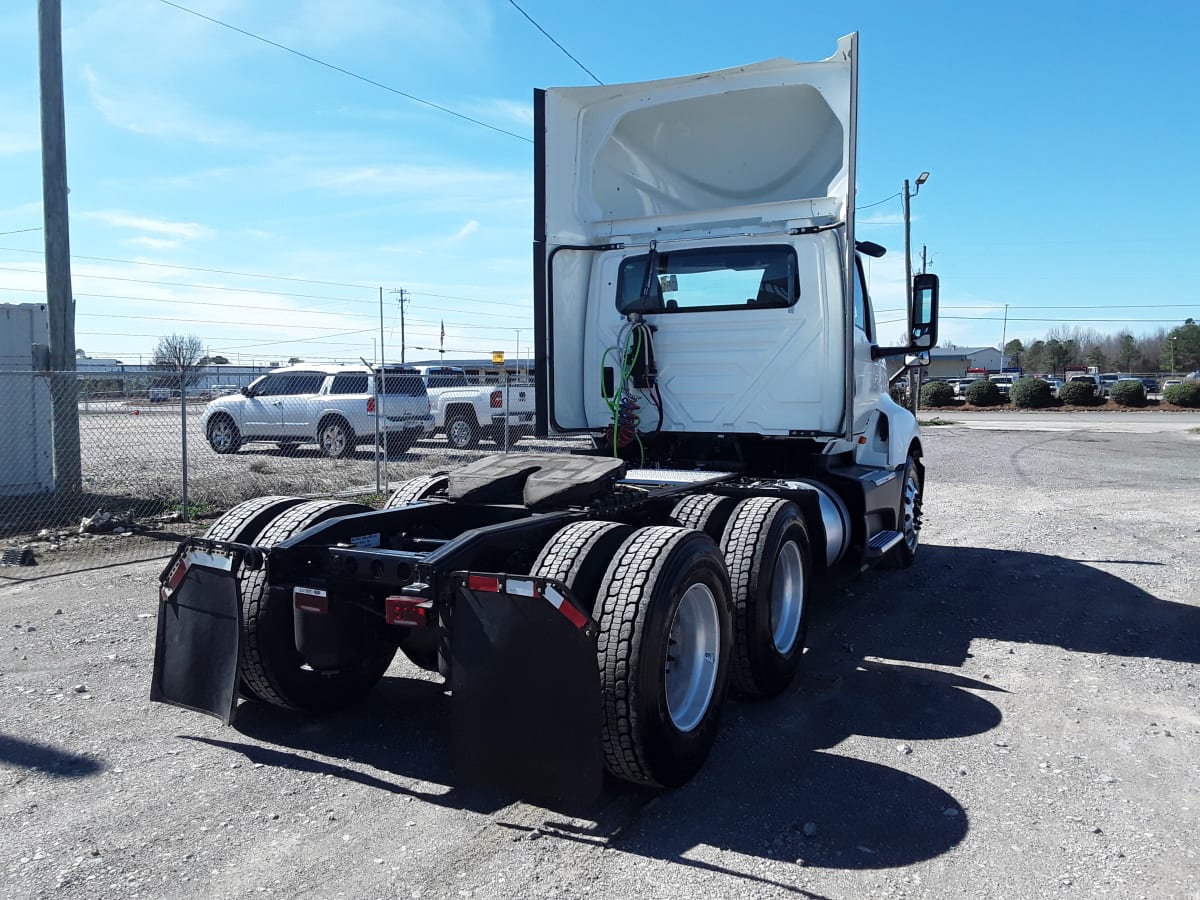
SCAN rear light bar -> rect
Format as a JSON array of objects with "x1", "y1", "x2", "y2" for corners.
[{"x1": 385, "y1": 595, "x2": 432, "y2": 627}]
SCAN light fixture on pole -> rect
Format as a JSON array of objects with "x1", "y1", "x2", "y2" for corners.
[{"x1": 903, "y1": 172, "x2": 930, "y2": 412}]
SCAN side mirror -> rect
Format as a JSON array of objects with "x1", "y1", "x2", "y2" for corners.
[
  {"x1": 905, "y1": 350, "x2": 930, "y2": 367},
  {"x1": 909, "y1": 273, "x2": 939, "y2": 349},
  {"x1": 239, "y1": 386, "x2": 251, "y2": 397}
]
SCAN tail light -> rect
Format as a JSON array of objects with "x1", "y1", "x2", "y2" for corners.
[
  {"x1": 367, "y1": 396, "x2": 376, "y2": 413},
  {"x1": 490, "y1": 390, "x2": 502, "y2": 409}
]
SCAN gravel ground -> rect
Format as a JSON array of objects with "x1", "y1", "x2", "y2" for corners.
[{"x1": 2, "y1": 420, "x2": 1198, "y2": 899}]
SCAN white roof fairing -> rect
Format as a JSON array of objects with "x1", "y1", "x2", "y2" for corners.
[{"x1": 542, "y1": 37, "x2": 855, "y2": 243}]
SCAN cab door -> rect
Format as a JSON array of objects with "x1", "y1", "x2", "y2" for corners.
[{"x1": 852, "y1": 256, "x2": 885, "y2": 435}]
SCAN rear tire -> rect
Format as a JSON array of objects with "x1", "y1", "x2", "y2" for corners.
[
  {"x1": 239, "y1": 500, "x2": 396, "y2": 712},
  {"x1": 670, "y1": 493, "x2": 739, "y2": 542},
  {"x1": 204, "y1": 495, "x2": 306, "y2": 543},
  {"x1": 529, "y1": 520, "x2": 635, "y2": 613},
  {"x1": 721, "y1": 498, "x2": 812, "y2": 698},
  {"x1": 444, "y1": 411, "x2": 479, "y2": 450},
  {"x1": 317, "y1": 417, "x2": 355, "y2": 459},
  {"x1": 384, "y1": 473, "x2": 449, "y2": 509},
  {"x1": 594, "y1": 526, "x2": 732, "y2": 787},
  {"x1": 205, "y1": 495, "x2": 307, "y2": 704}
]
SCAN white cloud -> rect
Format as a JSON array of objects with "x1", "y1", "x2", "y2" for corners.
[
  {"x1": 447, "y1": 220, "x2": 479, "y2": 242},
  {"x1": 85, "y1": 210, "x2": 214, "y2": 240},
  {"x1": 82, "y1": 66, "x2": 238, "y2": 146},
  {"x1": 127, "y1": 236, "x2": 182, "y2": 250}
]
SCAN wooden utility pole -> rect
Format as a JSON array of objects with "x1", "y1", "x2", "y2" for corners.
[{"x1": 38, "y1": 0, "x2": 82, "y2": 498}]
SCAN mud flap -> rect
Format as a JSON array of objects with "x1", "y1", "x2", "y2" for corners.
[
  {"x1": 450, "y1": 573, "x2": 603, "y2": 803},
  {"x1": 150, "y1": 540, "x2": 256, "y2": 724}
]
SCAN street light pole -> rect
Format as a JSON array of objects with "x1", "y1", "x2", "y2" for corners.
[{"x1": 903, "y1": 172, "x2": 930, "y2": 413}]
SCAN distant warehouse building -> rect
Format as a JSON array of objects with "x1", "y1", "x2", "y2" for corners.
[{"x1": 926, "y1": 346, "x2": 1002, "y2": 380}]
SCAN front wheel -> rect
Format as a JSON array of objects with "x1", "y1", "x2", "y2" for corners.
[
  {"x1": 318, "y1": 417, "x2": 355, "y2": 458},
  {"x1": 207, "y1": 415, "x2": 241, "y2": 454},
  {"x1": 892, "y1": 455, "x2": 924, "y2": 568},
  {"x1": 594, "y1": 526, "x2": 732, "y2": 787}
]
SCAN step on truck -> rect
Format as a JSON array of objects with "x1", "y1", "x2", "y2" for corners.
[{"x1": 151, "y1": 33, "x2": 940, "y2": 802}]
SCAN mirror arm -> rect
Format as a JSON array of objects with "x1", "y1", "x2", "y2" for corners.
[{"x1": 872, "y1": 344, "x2": 920, "y2": 360}]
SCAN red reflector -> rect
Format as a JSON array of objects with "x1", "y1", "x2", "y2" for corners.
[
  {"x1": 489, "y1": 390, "x2": 502, "y2": 409},
  {"x1": 557, "y1": 600, "x2": 588, "y2": 630},
  {"x1": 467, "y1": 574, "x2": 502, "y2": 592},
  {"x1": 367, "y1": 396, "x2": 376, "y2": 413},
  {"x1": 165, "y1": 558, "x2": 188, "y2": 592},
  {"x1": 386, "y1": 595, "x2": 429, "y2": 626}
]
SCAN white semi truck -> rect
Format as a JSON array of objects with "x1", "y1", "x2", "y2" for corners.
[{"x1": 152, "y1": 33, "x2": 939, "y2": 800}]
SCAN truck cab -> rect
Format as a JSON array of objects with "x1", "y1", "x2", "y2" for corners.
[{"x1": 534, "y1": 34, "x2": 937, "y2": 475}]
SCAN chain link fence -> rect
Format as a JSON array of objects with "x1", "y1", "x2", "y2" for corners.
[{"x1": 0, "y1": 371, "x2": 584, "y2": 580}]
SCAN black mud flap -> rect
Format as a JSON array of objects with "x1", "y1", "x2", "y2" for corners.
[
  {"x1": 450, "y1": 572, "x2": 603, "y2": 803},
  {"x1": 150, "y1": 539, "x2": 258, "y2": 724}
]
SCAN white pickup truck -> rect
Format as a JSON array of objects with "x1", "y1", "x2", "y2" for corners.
[{"x1": 421, "y1": 366, "x2": 536, "y2": 450}]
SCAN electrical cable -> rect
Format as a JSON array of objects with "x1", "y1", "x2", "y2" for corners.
[
  {"x1": 156, "y1": 0, "x2": 532, "y2": 143},
  {"x1": 505, "y1": 0, "x2": 602, "y2": 85}
]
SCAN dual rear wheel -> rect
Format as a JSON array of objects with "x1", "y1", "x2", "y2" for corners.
[{"x1": 530, "y1": 496, "x2": 812, "y2": 787}]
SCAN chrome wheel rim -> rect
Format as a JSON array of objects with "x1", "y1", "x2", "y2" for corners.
[
  {"x1": 322, "y1": 424, "x2": 346, "y2": 456},
  {"x1": 209, "y1": 420, "x2": 234, "y2": 451},
  {"x1": 447, "y1": 419, "x2": 472, "y2": 448},
  {"x1": 664, "y1": 582, "x2": 720, "y2": 732},
  {"x1": 770, "y1": 540, "x2": 804, "y2": 654},
  {"x1": 902, "y1": 467, "x2": 921, "y2": 551}
]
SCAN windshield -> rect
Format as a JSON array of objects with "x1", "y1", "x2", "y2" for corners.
[{"x1": 617, "y1": 245, "x2": 798, "y2": 315}]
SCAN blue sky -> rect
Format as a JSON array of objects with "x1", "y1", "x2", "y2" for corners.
[{"x1": 1, "y1": 1, "x2": 1197, "y2": 366}]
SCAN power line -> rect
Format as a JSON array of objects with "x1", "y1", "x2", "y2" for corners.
[
  {"x1": 505, "y1": 0, "x2": 602, "y2": 85},
  {"x1": 156, "y1": 0, "x2": 533, "y2": 143},
  {"x1": 0, "y1": 244, "x2": 369, "y2": 288},
  {"x1": 0, "y1": 227, "x2": 42, "y2": 236},
  {"x1": 855, "y1": 192, "x2": 901, "y2": 211},
  {"x1": 0, "y1": 249, "x2": 536, "y2": 312}
]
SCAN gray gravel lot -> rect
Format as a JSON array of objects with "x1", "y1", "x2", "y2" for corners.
[{"x1": 3, "y1": 420, "x2": 1198, "y2": 899}]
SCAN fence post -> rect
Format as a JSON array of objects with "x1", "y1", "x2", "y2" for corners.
[{"x1": 179, "y1": 371, "x2": 189, "y2": 523}]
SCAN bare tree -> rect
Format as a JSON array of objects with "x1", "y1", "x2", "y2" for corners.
[{"x1": 151, "y1": 333, "x2": 205, "y2": 393}]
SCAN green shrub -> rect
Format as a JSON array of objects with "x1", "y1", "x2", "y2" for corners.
[
  {"x1": 920, "y1": 380, "x2": 955, "y2": 406},
  {"x1": 889, "y1": 385, "x2": 907, "y2": 405},
  {"x1": 1010, "y1": 378, "x2": 1054, "y2": 408},
  {"x1": 965, "y1": 379, "x2": 1002, "y2": 406},
  {"x1": 1109, "y1": 380, "x2": 1146, "y2": 407},
  {"x1": 1058, "y1": 380, "x2": 1098, "y2": 406},
  {"x1": 1164, "y1": 382, "x2": 1200, "y2": 407}
]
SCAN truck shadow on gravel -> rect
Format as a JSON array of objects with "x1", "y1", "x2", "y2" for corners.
[{"x1": 186, "y1": 542, "x2": 1199, "y2": 881}]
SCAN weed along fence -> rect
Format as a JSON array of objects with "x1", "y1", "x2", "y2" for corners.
[{"x1": 0, "y1": 371, "x2": 580, "y2": 579}]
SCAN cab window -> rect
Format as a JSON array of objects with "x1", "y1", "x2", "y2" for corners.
[{"x1": 617, "y1": 245, "x2": 798, "y2": 314}]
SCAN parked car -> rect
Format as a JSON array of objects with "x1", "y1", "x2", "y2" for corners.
[
  {"x1": 951, "y1": 378, "x2": 979, "y2": 397},
  {"x1": 1066, "y1": 374, "x2": 1101, "y2": 398},
  {"x1": 1137, "y1": 376, "x2": 1160, "y2": 394},
  {"x1": 988, "y1": 374, "x2": 1018, "y2": 398},
  {"x1": 1037, "y1": 377, "x2": 1063, "y2": 398},
  {"x1": 200, "y1": 364, "x2": 434, "y2": 457},
  {"x1": 418, "y1": 366, "x2": 536, "y2": 450},
  {"x1": 1162, "y1": 378, "x2": 1183, "y2": 392}
]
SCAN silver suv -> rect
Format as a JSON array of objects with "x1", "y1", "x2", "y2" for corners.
[{"x1": 201, "y1": 364, "x2": 433, "y2": 457}]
